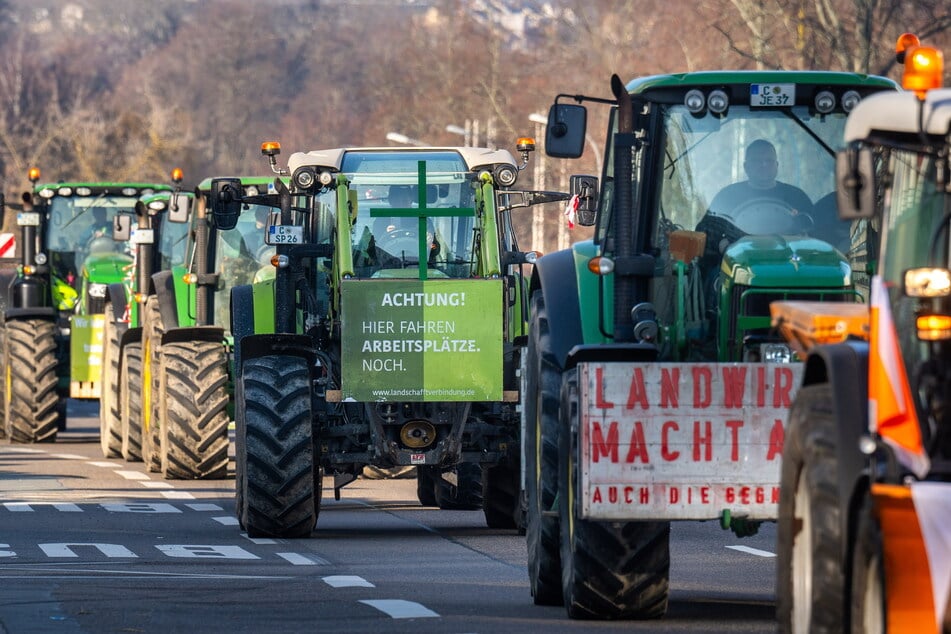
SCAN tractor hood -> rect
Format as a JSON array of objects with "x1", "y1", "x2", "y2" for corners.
[
  {"x1": 82, "y1": 252, "x2": 134, "y2": 284},
  {"x1": 722, "y1": 235, "x2": 850, "y2": 288}
]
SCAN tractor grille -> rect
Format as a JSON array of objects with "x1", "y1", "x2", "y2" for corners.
[
  {"x1": 86, "y1": 294, "x2": 106, "y2": 315},
  {"x1": 729, "y1": 285, "x2": 857, "y2": 343}
]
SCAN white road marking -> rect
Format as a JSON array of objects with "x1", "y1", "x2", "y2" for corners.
[
  {"x1": 140, "y1": 481, "x2": 174, "y2": 489},
  {"x1": 2, "y1": 447, "x2": 45, "y2": 454},
  {"x1": 40, "y1": 543, "x2": 137, "y2": 558},
  {"x1": 213, "y1": 516, "x2": 240, "y2": 526},
  {"x1": 324, "y1": 575, "x2": 373, "y2": 587},
  {"x1": 160, "y1": 491, "x2": 195, "y2": 500},
  {"x1": 726, "y1": 545, "x2": 775, "y2": 557},
  {"x1": 359, "y1": 599, "x2": 439, "y2": 619},
  {"x1": 3, "y1": 503, "x2": 81, "y2": 512},
  {"x1": 243, "y1": 536, "x2": 277, "y2": 545},
  {"x1": 101, "y1": 503, "x2": 181, "y2": 514},
  {"x1": 88, "y1": 461, "x2": 118, "y2": 467},
  {"x1": 277, "y1": 553, "x2": 328, "y2": 566},
  {"x1": 50, "y1": 453, "x2": 86, "y2": 460},
  {"x1": 3, "y1": 503, "x2": 34, "y2": 512},
  {"x1": 115, "y1": 471, "x2": 150, "y2": 480},
  {"x1": 186, "y1": 503, "x2": 223, "y2": 512},
  {"x1": 155, "y1": 545, "x2": 258, "y2": 560}
]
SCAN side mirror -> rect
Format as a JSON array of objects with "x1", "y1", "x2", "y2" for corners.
[
  {"x1": 167, "y1": 193, "x2": 191, "y2": 223},
  {"x1": 210, "y1": 178, "x2": 244, "y2": 230},
  {"x1": 546, "y1": 103, "x2": 587, "y2": 159},
  {"x1": 569, "y1": 174, "x2": 599, "y2": 226},
  {"x1": 112, "y1": 214, "x2": 132, "y2": 242},
  {"x1": 835, "y1": 147, "x2": 875, "y2": 220}
]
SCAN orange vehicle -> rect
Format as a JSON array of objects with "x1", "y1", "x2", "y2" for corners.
[{"x1": 772, "y1": 35, "x2": 950, "y2": 634}]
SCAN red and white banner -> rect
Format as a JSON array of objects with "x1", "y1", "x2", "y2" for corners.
[
  {"x1": 578, "y1": 362, "x2": 803, "y2": 521},
  {"x1": 0, "y1": 233, "x2": 16, "y2": 258}
]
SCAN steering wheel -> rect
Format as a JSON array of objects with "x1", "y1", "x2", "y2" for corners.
[
  {"x1": 728, "y1": 197, "x2": 811, "y2": 235},
  {"x1": 378, "y1": 231, "x2": 419, "y2": 258},
  {"x1": 85, "y1": 235, "x2": 116, "y2": 255}
]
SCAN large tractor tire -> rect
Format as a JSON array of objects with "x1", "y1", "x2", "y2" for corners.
[
  {"x1": 4, "y1": 319, "x2": 61, "y2": 443},
  {"x1": 482, "y1": 461, "x2": 520, "y2": 529},
  {"x1": 99, "y1": 303, "x2": 123, "y2": 458},
  {"x1": 141, "y1": 296, "x2": 165, "y2": 473},
  {"x1": 435, "y1": 462, "x2": 483, "y2": 510},
  {"x1": 239, "y1": 354, "x2": 318, "y2": 538},
  {"x1": 160, "y1": 341, "x2": 230, "y2": 480},
  {"x1": 558, "y1": 367, "x2": 670, "y2": 619},
  {"x1": 120, "y1": 342, "x2": 143, "y2": 462},
  {"x1": 850, "y1": 494, "x2": 885, "y2": 634},
  {"x1": 776, "y1": 383, "x2": 844, "y2": 634},
  {"x1": 416, "y1": 466, "x2": 438, "y2": 506},
  {"x1": 524, "y1": 291, "x2": 563, "y2": 606}
]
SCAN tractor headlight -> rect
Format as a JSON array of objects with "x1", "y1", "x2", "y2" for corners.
[
  {"x1": 294, "y1": 168, "x2": 316, "y2": 189},
  {"x1": 760, "y1": 343, "x2": 793, "y2": 364},
  {"x1": 707, "y1": 89, "x2": 729, "y2": 114},
  {"x1": 88, "y1": 283, "x2": 107, "y2": 298},
  {"x1": 495, "y1": 165, "x2": 518, "y2": 187},
  {"x1": 841, "y1": 90, "x2": 861, "y2": 113},
  {"x1": 684, "y1": 89, "x2": 706, "y2": 113},
  {"x1": 34, "y1": 252, "x2": 47, "y2": 265},
  {"x1": 904, "y1": 267, "x2": 951, "y2": 297},
  {"x1": 814, "y1": 90, "x2": 836, "y2": 114}
]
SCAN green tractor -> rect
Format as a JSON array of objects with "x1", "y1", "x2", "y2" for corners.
[
  {"x1": 1, "y1": 172, "x2": 172, "y2": 443},
  {"x1": 105, "y1": 177, "x2": 274, "y2": 479},
  {"x1": 210, "y1": 141, "x2": 564, "y2": 537},
  {"x1": 119, "y1": 175, "x2": 279, "y2": 479},
  {"x1": 99, "y1": 177, "x2": 204, "y2": 470},
  {"x1": 522, "y1": 70, "x2": 897, "y2": 618}
]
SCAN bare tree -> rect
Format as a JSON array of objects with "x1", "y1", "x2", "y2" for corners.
[{"x1": 707, "y1": 0, "x2": 951, "y2": 75}]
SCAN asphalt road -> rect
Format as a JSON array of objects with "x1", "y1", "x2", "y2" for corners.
[{"x1": 0, "y1": 401, "x2": 779, "y2": 633}]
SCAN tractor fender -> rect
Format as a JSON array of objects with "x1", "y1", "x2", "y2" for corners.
[
  {"x1": 799, "y1": 339, "x2": 870, "y2": 568},
  {"x1": 160, "y1": 326, "x2": 224, "y2": 347},
  {"x1": 529, "y1": 249, "x2": 583, "y2": 369},
  {"x1": 149, "y1": 270, "x2": 179, "y2": 330},
  {"x1": 105, "y1": 282, "x2": 127, "y2": 314},
  {"x1": 3, "y1": 306, "x2": 56, "y2": 322},
  {"x1": 237, "y1": 333, "x2": 315, "y2": 379}
]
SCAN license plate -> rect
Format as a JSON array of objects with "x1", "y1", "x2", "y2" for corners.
[
  {"x1": 750, "y1": 83, "x2": 794, "y2": 107},
  {"x1": 17, "y1": 212, "x2": 40, "y2": 226},
  {"x1": 130, "y1": 228, "x2": 154, "y2": 244},
  {"x1": 266, "y1": 225, "x2": 303, "y2": 245}
]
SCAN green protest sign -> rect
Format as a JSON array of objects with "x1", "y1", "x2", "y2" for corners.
[{"x1": 341, "y1": 278, "x2": 502, "y2": 401}]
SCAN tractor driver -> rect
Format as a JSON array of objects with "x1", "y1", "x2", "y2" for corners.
[
  {"x1": 373, "y1": 185, "x2": 440, "y2": 264},
  {"x1": 696, "y1": 139, "x2": 814, "y2": 260}
]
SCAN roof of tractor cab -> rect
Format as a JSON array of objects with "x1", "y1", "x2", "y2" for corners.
[
  {"x1": 287, "y1": 146, "x2": 518, "y2": 175},
  {"x1": 196, "y1": 175, "x2": 282, "y2": 191},
  {"x1": 626, "y1": 70, "x2": 898, "y2": 94},
  {"x1": 34, "y1": 182, "x2": 174, "y2": 195},
  {"x1": 844, "y1": 88, "x2": 951, "y2": 141}
]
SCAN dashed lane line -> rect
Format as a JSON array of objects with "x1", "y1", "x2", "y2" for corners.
[
  {"x1": 160, "y1": 491, "x2": 195, "y2": 500},
  {"x1": 324, "y1": 575, "x2": 373, "y2": 587},
  {"x1": 359, "y1": 599, "x2": 439, "y2": 619},
  {"x1": 213, "y1": 516, "x2": 239, "y2": 526},
  {"x1": 278, "y1": 553, "x2": 330, "y2": 566},
  {"x1": 726, "y1": 545, "x2": 776, "y2": 557},
  {"x1": 140, "y1": 481, "x2": 174, "y2": 489},
  {"x1": 115, "y1": 471, "x2": 150, "y2": 480}
]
